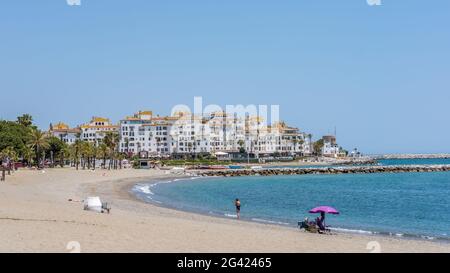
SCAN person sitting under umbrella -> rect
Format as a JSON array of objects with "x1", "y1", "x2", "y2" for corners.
[
  {"x1": 309, "y1": 206, "x2": 339, "y2": 234},
  {"x1": 316, "y1": 212, "x2": 327, "y2": 232}
]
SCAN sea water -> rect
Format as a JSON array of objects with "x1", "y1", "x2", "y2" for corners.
[{"x1": 132, "y1": 160, "x2": 450, "y2": 241}]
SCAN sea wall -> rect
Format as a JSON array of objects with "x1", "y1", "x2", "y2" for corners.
[{"x1": 198, "y1": 165, "x2": 450, "y2": 177}]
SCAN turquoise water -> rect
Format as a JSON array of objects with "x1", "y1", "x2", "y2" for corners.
[
  {"x1": 378, "y1": 158, "x2": 450, "y2": 166},
  {"x1": 266, "y1": 158, "x2": 450, "y2": 169},
  {"x1": 132, "y1": 159, "x2": 450, "y2": 241}
]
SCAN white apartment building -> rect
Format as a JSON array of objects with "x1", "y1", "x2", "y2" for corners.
[
  {"x1": 48, "y1": 122, "x2": 81, "y2": 144},
  {"x1": 80, "y1": 117, "x2": 119, "y2": 145},
  {"x1": 251, "y1": 122, "x2": 308, "y2": 157},
  {"x1": 120, "y1": 111, "x2": 211, "y2": 156},
  {"x1": 321, "y1": 135, "x2": 340, "y2": 157},
  {"x1": 119, "y1": 110, "x2": 311, "y2": 158}
]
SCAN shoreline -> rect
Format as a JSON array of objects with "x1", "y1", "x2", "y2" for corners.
[
  {"x1": 129, "y1": 175, "x2": 450, "y2": 244},
  {"x1": 1, "y1": 168, "x2": 450, "y2": 252}
]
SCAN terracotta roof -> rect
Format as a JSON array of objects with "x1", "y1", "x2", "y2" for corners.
[
  {"x1": 52, "y1": 128, "x2": 81, "y2": 134},
  {"x1": 80, "y1": 125, "x2": 119, "y2": 129},
  {"x1": 52, "y1": 122, "x2": 69, "y2": 130},
  {"x1": 91, "y1": 117, "x2": 110, "y2": 123}
]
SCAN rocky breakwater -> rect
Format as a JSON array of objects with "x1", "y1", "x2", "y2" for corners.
[{"x1": 198, "y1": 165, "x2": 450, "y2": 177}]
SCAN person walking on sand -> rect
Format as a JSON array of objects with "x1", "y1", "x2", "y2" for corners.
[{"x1": 234, "y1": 198, "x2": 241, "y2": 219}]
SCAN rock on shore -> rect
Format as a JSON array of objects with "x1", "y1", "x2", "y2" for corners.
[{"x1": 198, "y1": 165, "x2": 450, "y2": 177}]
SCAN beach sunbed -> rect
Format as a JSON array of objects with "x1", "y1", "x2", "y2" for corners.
[
  {"x1": 102, "y1": 202, "x2": 111, "y2": 214},
  {"x1": 298, "y1": 220, "x2": 319, "y2": 233}
]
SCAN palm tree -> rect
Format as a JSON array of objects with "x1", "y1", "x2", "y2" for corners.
[
  {"x1": 125, "y1": 138, "x2": 130, "y2": 154},
  {"x1": 0, "y1": 147, "x2": 17, "y2": 175},
  {"x1": 313, "y1": 139, "x2": 324, "y2": 156},
  {"x1": 22, "y1": 145, "x2": 35, "y2": 168},
  {"x1": 98, "y1": 143, "x2": 109, "y2": 169},
  {"x1": 117, "y1": 153, "x2": 125, "y2": 169},
  {"x1": 80, "y1": 141, "x2": 94, "y2": 170},
  {"x1": 72, "y1": 139, "x2": 83, "y2": 170},
  {"x1": 237, "y1": 139, "x2": 245, "y2": 154},
  {"x1": 91, "y1": 143, "x2": 98, "y2": 170},
  {"x1": 103, "y1": 132, "x2": 119, "y2": 170},
  {"x1": 17, "y1": 114, "x2": 33, "y2": 127},
  {"x1": 58, "y1": 145, "x2": 70, "y2": 168},
  {"x1": 28, "y1": 129, "x2": 49, "y2": 169},
  {"x1": 291, "y1": 138, "x2": 298, "y2": 156}
]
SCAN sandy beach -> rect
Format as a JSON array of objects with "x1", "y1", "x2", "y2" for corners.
[{"x1": 1, "y1": 168, "x2": 449, "y2": 253}]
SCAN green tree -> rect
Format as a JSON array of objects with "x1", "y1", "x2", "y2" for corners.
[
  {"x1": 71, "y1": 139, "x2": 83, "y2": 170},
  {"x1": 16, "y1": 114, "x2": 33, "y2": 127},
  {"x1": 28, "y1": 129, "x2": 49, "y2": 168},
  {"x1": 80, "y1": 141, "x2": 93, "y2": 170},
  {"x1": 103, "y1": 132, "x2": 119, "y2": 169},
  {"x1": 0, "y1": 147, "x2": 18, "y2": 174},
  {"x1": 58, "y1": 144, "x2": 70, "y2": 168},
  {"x1": 98, "y1": 143, "x2": 109, "y2": 169},
  {"x1": 0, "y1": 120, "x2": 31, "y2": 157},
  {"x1": 45, "y1": 136, "x2": 67, "y2": 167},
  {"x1": 238, "y1": 139, "x2": 246, "y2": 154},
  {"x1": 22, "y1": 145, "x2": 35, "y2": 167},
  {"x1": 313, "y1": 139, "x2": 324, "y2": 156},
  {"x1": 91, "y1": 143, "x2": 98, "y2": 170}
]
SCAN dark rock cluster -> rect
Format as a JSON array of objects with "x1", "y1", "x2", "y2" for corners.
[{"x1": 198, "y1": 165, "x2": 450, "y2": 177}]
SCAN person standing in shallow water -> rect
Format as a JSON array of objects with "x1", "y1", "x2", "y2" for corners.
[{"x1": 234, "y1": 198, "x2": 241, "y2": 219}]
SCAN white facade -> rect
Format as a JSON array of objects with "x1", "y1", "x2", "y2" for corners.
[
  {"x1": 321, "y1": 135, "x2": 340, "y2": 157},
  {"x1": 49, "y1": 122, "x2": 80, "y2": 145},
  {"x1": 119, "y1": 110, "x2": 312, "y2": 158},
  {"x1": 80, "y1": 117, "x2": 119, "y2": 145}
]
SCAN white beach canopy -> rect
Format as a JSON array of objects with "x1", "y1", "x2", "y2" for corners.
[{"x1": 84, "y1": 197, "x2": 103, "y2": 213}]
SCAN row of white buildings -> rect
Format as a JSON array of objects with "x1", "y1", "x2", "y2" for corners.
[{"x1": 49, "y1": 110, "x2": 343, "y2": 158}]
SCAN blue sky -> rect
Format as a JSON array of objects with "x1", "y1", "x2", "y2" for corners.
[{"x1": 1, "y1": 0, "x2": 449, "y2": 154}]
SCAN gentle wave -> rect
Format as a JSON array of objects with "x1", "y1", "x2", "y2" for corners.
[
  {"x1": 251, "y1": 218, "x2": 290, "y2": 226},
  {"x1": 133, "y1": 176, "x2": 205, "y2": 204},
  {"x1": 329, "y1": 227, "x2": 377, "y2": 235},
  {"x1": 135, "y1": 185, "x2": 153, "y2": 195},
  {"x1": 329, "y1": 227, "x2": 449, "y2": 242}
]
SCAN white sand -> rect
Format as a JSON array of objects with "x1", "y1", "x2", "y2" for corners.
[{"x1": 0, "y1": 168, "x2": 449, "y2": 253}]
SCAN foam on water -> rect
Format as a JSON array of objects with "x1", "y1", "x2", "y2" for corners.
[
  {"x1": 329, "y1": 227, "x2": 376, "y2": 235},
  {"x1": 251, "y1": 218, "x2": 290, "y2": 225},
  {"x1": 135, "y1": 185, "x2": 153, "y2": 195}
]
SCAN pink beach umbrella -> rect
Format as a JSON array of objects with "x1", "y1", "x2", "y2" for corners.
[{"x1": 309, "y1": 206, "x2": 340, "y2": 215}]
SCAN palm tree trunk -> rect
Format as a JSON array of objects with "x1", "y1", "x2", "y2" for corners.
[
  {"x1": 35, "y1": 147, "x2": 40, "y2": 169},
  {"x1": 60, "y1": 153, "x2": 64, "y2": 168},
  {"x1": 75, "y1": 148, "x2": 79, "y2": 170}
]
